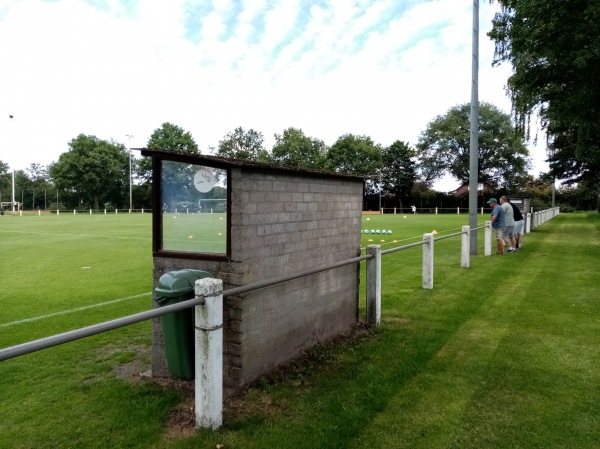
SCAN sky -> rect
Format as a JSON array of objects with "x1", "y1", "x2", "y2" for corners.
[{"x1": 0, "y1": 0, "x2": 549, "y2": 190}]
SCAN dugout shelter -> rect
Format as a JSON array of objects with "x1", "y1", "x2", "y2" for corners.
[{"x1": 140, "y1": 149, "x2": 364, "y2": 392}]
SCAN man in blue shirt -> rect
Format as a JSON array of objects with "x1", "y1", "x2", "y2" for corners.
[{"x1": 487, "y1": 198, "x2": 505, "y2": 255}]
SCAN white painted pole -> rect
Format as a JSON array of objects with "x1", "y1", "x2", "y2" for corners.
[
  {"x1": 457, "y1": 207, "x2": 460, "y2": 215},
  {"x1": 422, "y1": 233, "x2": 434, "y2": 289},
  {"x1": 366, "y1": 245, "x2": 381, "y2": 327},
  {"x1": 525, "y1": 213, "x2": 531, "y2": 233},
  {"x1": 484, "y1": 220, "x2": 492, "y2": 256},
  {"x1": 194, "y1": 278, "x2": 223, "y2": 430},
  {"x1": 461, "y1": 226, "x2": 470, "y2": 268}
]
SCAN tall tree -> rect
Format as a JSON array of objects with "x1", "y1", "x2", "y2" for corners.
[
  {"x1": 325, "y1": 134, "x2": 382, "y2": 178},
  {"x1": 488, "y1": 0, "x2": 600, "y2": 189},
  {"x1": 381, "y1": 140, "x2": 417, "y2": 208},
  {"x1": 271, "y1": 127, "x2": 327, "y2": 169},
  {"x1": 50, "y1": 134, "x2": 129, "y2": 210},
  {"x1": 416, "y1": 102, "x2": 529, "y2": 189},
  {"x1": 138, "y1": 122, "x2": 199, "y2": 184},
  {"x1": 215, "y1": 127, "x2": 269, "y2": 161}
]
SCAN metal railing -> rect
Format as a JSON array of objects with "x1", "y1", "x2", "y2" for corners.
[{"x1": 0, "y1": 207, "x2": 561, "y2": 429}]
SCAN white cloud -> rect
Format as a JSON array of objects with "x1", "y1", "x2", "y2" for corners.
[{"x1": 0, "y1": 0, "x2": 547, "y2": 189}]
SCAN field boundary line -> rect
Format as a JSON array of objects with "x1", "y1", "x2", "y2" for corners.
[{"x1": 0, "y1": 293, "x2": 151, "y2": 328}]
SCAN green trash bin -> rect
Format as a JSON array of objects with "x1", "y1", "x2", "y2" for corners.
[{"x1": 155, "y1": 269, "x2": 212, "y2": 380}]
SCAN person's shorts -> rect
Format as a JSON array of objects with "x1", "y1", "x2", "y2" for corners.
[
  {"x1": 503, "y1": 225, "x2": 514, "y2": 238},
  {"x1": 494, "y1": 227, "x2": 504, "y2": 240},
  {"x1": 513, "y1": 220, "x2": 524, "y2": 236}
]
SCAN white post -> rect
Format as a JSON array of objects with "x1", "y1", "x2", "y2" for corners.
[
  {"x1": 481, "y1": 206, "x2": 484, "y2": 215},
  {"x1": 194, "y1": 278, "x2": 223, "y2": 430},
  {"x1": 394, "y1": 207, "x2": 396, "y2": 214},
  {"x1": 116, "y1": 209, "x2": 118, "y2": 215},
  {"x1": 38, "y1": 209, "x2": 40, "y2": 216},
  {"x1": 484, "y1": 220, "x2": 492, "y2": 256},
  {"x1": 90, "y1": 209, "x2": 92, "y2": 215},
  {"x1": 435, "y1": 207, "x2": 438, "y2": 215},
  {"x1": 457, "y1": 207, "x2": 460, "y2": 215},
  {"x1": 461, "y1": 226, "x2": 470, "y2": 267},
  {"x1": 73, "y1": 209, "x2": 76, "y2": 215},
  {"x1": 142, "y1": 208, "x2": 144, "y2": 214},
  {"x1": 422, "y1": 233, "x2": 434, "y2": 289},
  {"x1": 366, "y1": 245, "x2": 381, "y2": 327}
]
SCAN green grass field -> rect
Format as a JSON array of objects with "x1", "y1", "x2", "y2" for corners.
[{"x1": 0, "y1": 211, "x2": 598, "y2": 449}]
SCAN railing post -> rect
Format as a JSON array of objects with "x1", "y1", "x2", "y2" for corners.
[
  {"x1": 461, "y1": 226, "x2": 470, "y2": 267},
  {"x1": 484, "y1": 220, "x2": 492, "y2": 256},
  {"x1": 194, "y1": 278, "x2": 223, "y2": 430},
  {"x1": 422, "y1": 233, "x2": 434, "y2": 289},
  {"x1": 366, "y1": 245, "x2": 381, "y2": 327},
  {"x1": 525, "y1": 213, "x2": 531, "y2": 233}
]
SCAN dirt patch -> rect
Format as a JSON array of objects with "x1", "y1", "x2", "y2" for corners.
[
  {"x1": 155, "y1": 323, "x2": 375, "y2": 437},
  {"x1": 112, "y1": 358, "x2": 151, "y2": 382}
]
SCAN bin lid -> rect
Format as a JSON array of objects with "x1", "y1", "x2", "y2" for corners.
[{"x1": 155, "y1": 269, "x2": 212, "y2": 297}]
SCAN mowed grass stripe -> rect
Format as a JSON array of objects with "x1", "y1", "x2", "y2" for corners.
[{"x1": 0, "y1": 292, "x2": 151, "y2": 328}]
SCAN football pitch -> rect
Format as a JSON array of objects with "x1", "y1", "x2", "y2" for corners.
[
  {"x1": 0, "y1": 211, "x2": 488, "y2": 346},
  {"x1": 1, "y1": 212, "x2": 598, "y2": 449}
]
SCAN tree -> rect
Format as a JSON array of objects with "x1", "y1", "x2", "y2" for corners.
[
  {"x1": 215, "y1": 127, "x2": 269, "y2": 161},
  {"x1": 381, "y1": 140, "x2": 417, "y2": 208},
  {"x1": 271, "y1": 127, "x2": 327, "y2": 169},
  {"x1": 138, "y1": 122, "x2": 200, "y2": 184},
  {"x1": 325, "y1": 134, "x2": 382, "y2": 178},
  {"x1": 0, "y1": 160, "x2": 10, "y2": 199},
  {"x1": 416, "y1": 102, "x2": 530, "y2": 189},
  {"x1": 50, "y1": 134, "x2": 129, "y2": 210},
  {"x1": 488, "y1": 0, "x2": 600, "y2": 188},
  {"x1": 23, "y1": 163, "x2": 54, "y2": 209}
]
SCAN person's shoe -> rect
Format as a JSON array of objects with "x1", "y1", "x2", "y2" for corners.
[
  {"x1": 495, "y1": 251, "x2": 504, "y2": 255},
  {"x1": 507, "y1": 248, "x2": 515, "y2": 253}
]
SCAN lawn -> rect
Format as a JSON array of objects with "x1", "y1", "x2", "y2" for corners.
[{"x1": 0, "y1": 211, "x2": 598, "y2": 448}]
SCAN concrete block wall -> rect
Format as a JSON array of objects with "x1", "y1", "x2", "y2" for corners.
[{"x1": 152, "y1": 166, "x2": 363, "y2": 391}]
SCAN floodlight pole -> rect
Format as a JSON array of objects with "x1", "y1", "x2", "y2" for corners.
[
  {"x1": 468, "y1": 0, "x2": 479, "y2": 255},
  {"x1": 126, "y1": 134, "x2": 134, "y2": 212},
  {"x1": 9, "y1": 114, "x2": 15, "y2": 214}
]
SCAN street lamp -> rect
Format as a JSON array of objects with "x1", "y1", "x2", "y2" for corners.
[{"x1": 126, "y1": 134, "x2": 134, "y2": 212}]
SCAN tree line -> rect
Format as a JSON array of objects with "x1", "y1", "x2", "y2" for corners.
[{"x1": 0, "y1": 101, "x2": 594, "y2": 212}]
